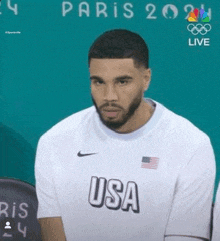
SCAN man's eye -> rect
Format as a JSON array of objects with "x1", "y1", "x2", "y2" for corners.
[
  {"x1": 95, "y1": 80, "x2": 103, "y2": 85},
  {"x1": 119, "y1": 80, "x2": 128, "y2": 85}
]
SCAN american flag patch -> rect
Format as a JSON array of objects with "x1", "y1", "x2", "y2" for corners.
[{"x1": 141, "y1": 157, "x2": 159, "y2": 169}]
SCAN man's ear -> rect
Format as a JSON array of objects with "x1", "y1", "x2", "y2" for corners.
[{"x1": 144, "y1": 68, "x2": 152, "y2": 91}]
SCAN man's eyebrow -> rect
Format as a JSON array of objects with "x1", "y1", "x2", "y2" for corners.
[
  {"x1": 115, "y1": 75, "x2": 133, "y2": 81},
  {"x1": 90, "y1": 75, "x2": 133, "y2": 81},
  {"x1": 90, "y1": 75, "x2": 102, "y2": 81}
]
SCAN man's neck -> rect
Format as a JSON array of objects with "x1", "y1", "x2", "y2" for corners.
[{"x1": 114, "y1": 100, "x2": 154, "y2": 134}]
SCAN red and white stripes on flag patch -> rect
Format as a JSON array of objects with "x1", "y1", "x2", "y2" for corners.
[{"x1": 141, "y1": 157, "x2": 159, "y2": 169}]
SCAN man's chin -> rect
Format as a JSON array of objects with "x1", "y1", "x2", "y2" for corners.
[
  {"x1": 104, "y1": 122, "x2": 125, "y2": 130},
  {"x1": 98, "y1": 114, "x2": 125, "y2": 129}
]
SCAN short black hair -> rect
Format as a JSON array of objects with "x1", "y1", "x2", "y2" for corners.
[{"x1": 88, "y1": 29, "x2": 149, "y2": 69}]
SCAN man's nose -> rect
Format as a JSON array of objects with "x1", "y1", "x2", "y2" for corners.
[{"x1": 104, "y1": 85, "x2": 118, "y2": 102}]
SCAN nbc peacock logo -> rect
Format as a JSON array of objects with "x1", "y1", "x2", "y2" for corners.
[
  {"x1": 187, "y1": 8, "x2": 211, "y2": 47},
  {"x1": 187, "y1": 8, "x2": 211, "y2": 36},
  {"x1": 187, "y1": 8, "x2": 209, "y2": 22}
]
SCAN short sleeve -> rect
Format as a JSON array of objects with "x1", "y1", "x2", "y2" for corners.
[
  {"x1": 165, "y1": 138, "x2": 216, "y2": 241},
  {"x1": 35, "y1": 135, "x2": 62, "y2": 219},
  {"x1": 211, "y1": 182, "x2": 220, "y2": 241}
]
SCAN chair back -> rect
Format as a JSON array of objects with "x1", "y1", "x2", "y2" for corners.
[{"x1": 0, "y1": 178, "x2": 42, "y2": 240}]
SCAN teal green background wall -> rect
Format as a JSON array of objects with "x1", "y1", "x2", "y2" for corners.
[{"x1": 0, "y1": 1, "x2": 219, "y2": 200}]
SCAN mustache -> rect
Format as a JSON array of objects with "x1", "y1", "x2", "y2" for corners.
[
  {"x1": 100, "y1": 103, "x2": 122, "y2": 109},
  {"x1": 91, "y1": 95, "x2": 122, "y2": 110}
]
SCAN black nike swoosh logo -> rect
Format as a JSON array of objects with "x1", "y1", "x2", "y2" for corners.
[{"x1": 77, "y1": 151, "x2": 98, "y2": 157}]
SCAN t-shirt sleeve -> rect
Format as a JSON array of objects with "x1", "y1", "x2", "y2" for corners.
[
  {"x1": 35, "y1": 135, "x2": 62, "y2": 219},
  {"x1": 164, "y1": 137, "x2": 216, "y2": 241},
  {"x1": 211, "y1": 182, "x2": 220, "y2": 241}
]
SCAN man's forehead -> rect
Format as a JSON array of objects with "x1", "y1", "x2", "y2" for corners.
[
  {"x1": 89, "y1": 58, "x2": 138, "y2": 73},
  {"x1": 90, "y1": 58, "x2": 136, "y2": 67}
]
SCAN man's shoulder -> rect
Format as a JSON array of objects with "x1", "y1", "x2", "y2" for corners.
[
  {"x1": 162, "y1": 106, "x2": 210, "y2": 144},
  {"x1": 39, "y1": 106, "x2": 95, "y2": 142}
]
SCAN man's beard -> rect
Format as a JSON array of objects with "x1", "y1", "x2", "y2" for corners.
[{"x1": 91, "y1": 91, "x2": 143, "y2": 131}]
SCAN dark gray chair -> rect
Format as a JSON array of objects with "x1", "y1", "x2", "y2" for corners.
[
  {"x1": 210, "y1": 202, "x2": 214, "y2": 240},
  {"x1": 0, "y1": 178, "x2": 42, "y2": 240}
]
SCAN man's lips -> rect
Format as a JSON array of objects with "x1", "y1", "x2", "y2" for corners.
[
  {"x1": 102, "y1": 108, "x2": 120, "y2": 117},
  {"x1": 103, "y1": 108, "x2": 121, "y2": 111}
]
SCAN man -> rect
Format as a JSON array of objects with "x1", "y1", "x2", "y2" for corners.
[{"x1": 35, "y1": 29, "x2": 216, "y2": 241}]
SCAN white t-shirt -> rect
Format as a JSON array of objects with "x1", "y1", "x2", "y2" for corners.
[
  {"x1": 211, "y1": 183, "x2": 220, "y2": 241},
  {"x1": 35, "y1": 98, "x2": 216, "y2": 241}
]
